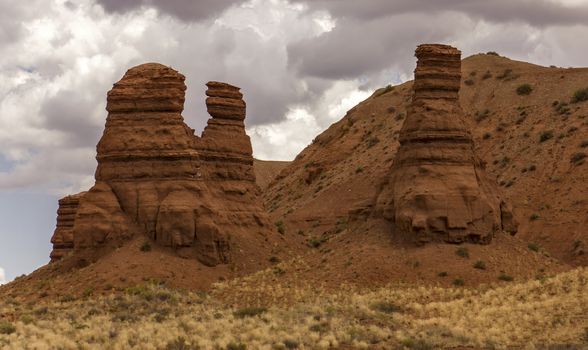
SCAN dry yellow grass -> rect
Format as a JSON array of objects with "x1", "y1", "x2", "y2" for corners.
[{"x1": 1, "y1": 267, "x2": 587, "y2": 349}]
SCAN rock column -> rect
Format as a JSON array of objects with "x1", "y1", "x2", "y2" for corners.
[{"x1": 376, "y1": 44, "x2": 517, "y2": 244}]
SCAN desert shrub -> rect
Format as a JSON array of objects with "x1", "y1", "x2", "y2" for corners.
[
  {"x1": 401, "y1": 338, "x2": 434, "y2": 350},
  {"x1": 307, "y1": 238, "x2": 323, "y2": 248},
  {"x1": 60, "y1": 295, "x2": 75, "y2": 303},
  {"x1": 482, "y1": 71, "x2": 492, "y2": 80},
  {"x1": 0, "y1": 321, "x2": 16, "y2": 335},
  {"x1": 579, "y1": 140, "x2": 588, "y2": 148},
  {"x1": 483, "y1": 132, "x2": 491, "y2": 140},
  {"x1": 539, "y1": 130, "x2": 554, "y2": 143},
  {"x1": 275, "y1": 220, "x2": 285, "y2": 234},
  {"x1": 516, "y1": 84, "x2": 533, "y2": 95},
  {"x1": 226, "y1": 342, "x2": 247, "y2": 350},
  {"x1": 496, "y1": 69, "x2": 517, "y2": 80},
  {"x1": 486, "y1": 51, "x2": 499, "y2": 56},
  {"x1": 233, "y1": 307, "x2": 267, "y2": 319},
  {"x1": 570, "y1": 152, "x2": 586, "y2": 164},
  {"x1": 82, "y1": 287, "x2": 94, "y2": 298},
  {"x1": 498, "y1": 274, "x2": 514, "y2": 282},
  {"x1": 455, "y1": 247, "x2": 469, "y2": 258},
  {"x1": 164, "y1": 336, "x2": 191, "y2": 350},
  {"x1": 437, "y1": 271, "x2": 448, "y2": 277},
  {"x1": 475, "y1": 109, "x2": 491, "y2": 122},
  {"x1": 473, "y1": 260, "x2": 487, "y2": 270},
  {"x1": 554, "y1": 101, "x2": 571, "y2": 115},
  {"x1": 375, "y1": 84, "x2": 394, "y2": 97},
  {"x1": 355, "y1": 166, "x2": 364, "y2": 173},
  {"x1": 370, "y1": 301, "x2": 402, "y2": 314},
  {"x1": 464, "y1": 79, "x2": 474, "y2": 86},
  {"x1": 268, "y1": 256, "x2": 280, "y2": 264},
  {"x1": 366, "y1": 136, "x2": 380, "y2": 148},
  {"x1": 140, "y1": 241, "x2": 151, "y2": 252},
  {"x1": 283, "y1": 339, "x2": 299, "y2": 349},
  {"x1": 571, "y1": 87, "x2": 588, "y2": 103},
  {"x1": 309, "y1": 322, "x2": 330, "y2": 333},
  {"x1": 530, "y1": 213, "x2": 540, "y2": 221},
  {"x1": 528, "y1": 243, "x2": 540, "y2": 252},
  {"x1": 453, "y1": 278, "x2": 465, "y2": 286}
]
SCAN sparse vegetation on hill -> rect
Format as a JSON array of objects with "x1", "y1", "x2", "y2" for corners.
[
  {"x1": 516, "y1": 83, "x2": 533, "y2": 95},
  {"x1": 1, "y1": 268, "x2": 586, "y2": 349},
  {"x1": 571, "y1": 87, "x2": 588, "y2": 103}
]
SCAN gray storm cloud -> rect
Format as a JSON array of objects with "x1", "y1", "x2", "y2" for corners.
[
  {"x1": 295, "y1": 0, "x2": 588, "y2": 26},
  {"x1": 96, "y1": 0, "x2": 245, "y2": 21}
]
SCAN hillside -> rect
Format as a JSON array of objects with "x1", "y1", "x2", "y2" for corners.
[
  {"x1": 265, "y1": 53, "x2": 588, "y2": 268},
  {"x1": 253, "y1": 159, "x2": 290, "y2": 190}
]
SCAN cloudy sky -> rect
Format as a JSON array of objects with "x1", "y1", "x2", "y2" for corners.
[{"x1": 1, "y1": 0, "x2": 588, "y2": 283}]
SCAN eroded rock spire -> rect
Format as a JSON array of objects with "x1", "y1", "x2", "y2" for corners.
[{"x1": 376, "y1": 44, "x2": 517, "y2": 244}]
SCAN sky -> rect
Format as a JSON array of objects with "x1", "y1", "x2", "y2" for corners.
[{"x1": 1, "y1": 0, "x2": 588, "y2": 284}]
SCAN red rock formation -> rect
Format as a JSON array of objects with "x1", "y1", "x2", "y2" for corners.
[
  {"x1": 376, "y1": 44, "x2": 517, "y2": 244},
  {"x1": 50, "y1": 193, "x2": 85, "y2": 261},
  {"x1": 50, "y1": 63, "x2": 272, "y2": 266}
]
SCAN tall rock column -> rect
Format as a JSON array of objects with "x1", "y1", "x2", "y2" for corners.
[
  {"x1": 199, "y1": 82, "x2": 254, "y2": 182},
  {"x1": 376, "y1": 44, "x2": 517, "y2": 244}
]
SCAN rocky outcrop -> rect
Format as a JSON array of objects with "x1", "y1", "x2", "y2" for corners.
[
  {"x1": 50, "y1": 193, "x2": 85, "y2": 261},
  {"x1": 375, "y1": 44, "x2": 517, "y2": 244},
  {"x1": 50, "y1": 63, "x2": 273, "y2": 266}
]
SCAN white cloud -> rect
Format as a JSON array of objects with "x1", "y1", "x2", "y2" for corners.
[{"x1": 0, "y1": 267, "x2": 6, "y2": 285}]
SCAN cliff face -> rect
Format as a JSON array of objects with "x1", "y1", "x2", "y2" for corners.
[
  {"x1": 50, "y1": 63, "x2": 273, "y2": 266},
  {"x1": 375, "y1": 44, "x2": 517, "y2": 244}
]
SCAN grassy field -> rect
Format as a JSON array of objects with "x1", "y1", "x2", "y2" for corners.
[{"x1": 1, "y1": 267, "x2": 587, "y2": 349}]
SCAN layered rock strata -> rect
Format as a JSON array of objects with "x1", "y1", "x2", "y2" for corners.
[
  {"x1": 50, "y1": 63, "x2": 272, "y2": 266},
  {"x1": 49, "y1": 193, "x2": 85, "y2": 261},
  {"x1": 376, "y1": 44, "x2": 517, "y2": 244}
]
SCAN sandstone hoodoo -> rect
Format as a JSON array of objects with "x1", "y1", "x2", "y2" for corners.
[
  {"x1": 376, "y1": 44, "x2": 518, "y2": 244},
  {"x1": 49, "y1": 193, "x2": 85, "y2": 261},
  {"x1": 50, "y1": 63, "x2": 273, "y2": 267}
]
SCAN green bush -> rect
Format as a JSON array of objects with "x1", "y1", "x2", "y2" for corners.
[
  {"x1": 455, "y1": 247, "x2": 469, "y2": 258},
  {"x1": 140, "y1": 241, "x2": 151, "y2": 252},
  {"x1": 516, "y1": 84, "x2": 533, "y2": 95},
  {"x1": 539, "y1": 130, "x2": 554, "y2": 143},
  {"x1": 570, "y1": 152, "x2": 586, "y2": 164},
  {"x1": 275, "y1": 220, "x2": 285, "y2": 235},
  {"x1": 473, "y1": 260, "x2": 486, "y2": 270},
  {"x1": 571, "y1": 87, "x2": 588, "y2": 103},
  {"x1": 498, "y1": 274, "x2": 514, "y2": 282},
  {"x1": 453, "y1": 278, "x2": 465, "y2": 286},
  {"x1": 370, "y1": 301, "x2": 402, "y2": 314},
  {"x1": 528, "y1": 243, "x2": 540, "y2": 252},
  {"x1": 0, "y1": 321, "x2": 16, "y2": 335}
]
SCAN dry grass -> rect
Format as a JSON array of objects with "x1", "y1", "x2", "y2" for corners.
[{"x1": 1, "y1": 266, "x2": 587, "y2": 349}]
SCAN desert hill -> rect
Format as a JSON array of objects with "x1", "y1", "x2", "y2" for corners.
[
  {"x1": 265, "y1": 52, "x2": 588, "y2": 271},
  {"x1": 253, "y1": 159, "x2": 290, "y2": 190},
  {"x1": 1, "y1": 49, "x2": 585, "y2": 301}
]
